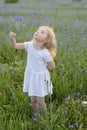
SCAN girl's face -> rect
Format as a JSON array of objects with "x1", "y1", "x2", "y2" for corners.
[{"x1": 34, "y1": 27, "x2": 48, "y2": 43}]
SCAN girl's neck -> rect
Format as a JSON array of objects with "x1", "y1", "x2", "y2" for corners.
[{"x1": 33, "y1": 40, "x2": 44, "y2": 50}]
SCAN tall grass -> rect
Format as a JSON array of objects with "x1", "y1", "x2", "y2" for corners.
[{"x1": 0, "y1": 0, "x2": 87, "y2": 129}]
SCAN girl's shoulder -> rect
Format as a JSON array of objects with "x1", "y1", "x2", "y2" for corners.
[
  {"x1": 24, "y1": 41, "x2": 33, "y2": 50},
  {"x1": 43, "y1": 48, "x2": 50, "y2": 55},
  {"x1": 24, "y1": 41, "x2": 33, "y2": 45}
]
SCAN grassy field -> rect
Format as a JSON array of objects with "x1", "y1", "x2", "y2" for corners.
[{"x1": 0, "y1": 0, "x2": 87, "y2": 129}]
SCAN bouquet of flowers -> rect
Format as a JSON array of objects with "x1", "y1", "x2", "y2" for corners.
[{"x1": 8, "y1": 16, "x2": 24, "y2": 32}]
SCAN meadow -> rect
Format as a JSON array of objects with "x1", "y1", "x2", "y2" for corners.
[{"x1": 0, "y1": 0, "x2": 87, "y2": 129}]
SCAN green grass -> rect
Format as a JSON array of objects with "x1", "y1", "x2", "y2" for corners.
[{"x1": 0, "y1": 0, "x2": 87, "y2": 129}]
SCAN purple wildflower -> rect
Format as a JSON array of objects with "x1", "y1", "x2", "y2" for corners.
[
  {"x1": 82, "y1": 94, "x2": 86, "y2": 98},
  {"x1": 74, "y1": 122, "x2": 79, "y2": 128},
  {"x1": 69, "y1": 124, "x2": 74, "y2": 128},
  {"x1": 79, "y1": 84, "x2": 83, "y2": 88},
  {"x1": 0, "y1": 66, "x2": 3, "y2": 69},
  {"x1": 76, "y1": 92, "x2": 80, "y2": 96},
  {"x1": 14, "y1": 16, "x2": 24, "y2": 21},
  {"x1": 64, "y1": 110, "x2": 67, "y2": 115},
  {"x1": 64, "y1": 96, "x2": 70, "y2": 101},
  {"x1": 76, "y1": 100, "x2": 80, "y2": 103}
]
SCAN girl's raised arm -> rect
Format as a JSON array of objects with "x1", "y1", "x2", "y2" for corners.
[{"x1": 9, "y1": 32, "x2": 25, "y2": 49}]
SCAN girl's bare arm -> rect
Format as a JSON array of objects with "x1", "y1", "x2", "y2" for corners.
[
  {"x1": 9, "y1": 32, "x2": 24, "y2": 49},
  {"x1": 47, "y1": 61, "x2": 55, "y2": 70}
]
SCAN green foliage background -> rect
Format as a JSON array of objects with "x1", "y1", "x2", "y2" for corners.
[{"x1": 4, "y1": 0, "x2": 19, "y2": 3}]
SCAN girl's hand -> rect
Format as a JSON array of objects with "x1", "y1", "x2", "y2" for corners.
[{"x1": 9, "y1": 32, "x2": 16, "y2": 40}]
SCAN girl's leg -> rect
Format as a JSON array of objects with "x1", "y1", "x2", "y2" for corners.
[
  {"x1": 30, "y1": 96, "x2": 39, "y2": 121},
  {"x1": 30, "y1": 96, "x2": 37, "y2": 113},
  {"x1": 36, "y1": 97, "x2": 47, "y2": 115}
]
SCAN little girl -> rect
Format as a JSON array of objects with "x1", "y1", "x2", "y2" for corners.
[{"x1": 9, "y1": 26, "x2": 57, "y2": 121}]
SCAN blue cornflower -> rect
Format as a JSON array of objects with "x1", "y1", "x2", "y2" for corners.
[
  {"x1": 82, "y1": 94, "x2": 86, "y2": 98},
  {"x1": 76, "y1": 92, "x2": 80, "y2": 96},
  {"x1": 14, "y1": 16, "x2": 24, "y2": 21},
  {"x1": 0, "y1": 66, "x2": 3, "y2": 69},
  {"x1": 64, "y1": 110, "x2": 67, "y2": 115},
  {"x1": 69, "y1": 124, "x2": 74, "y2": 128},
  {"x1": 76, "y1": 100, "x2": 80, "y2": 103},
  {"x1": 64, "y1": 96, "x2": 70, "y2": 101},
  {"x1": 74, "y1": 122, "x2": 79, "y2": 127},
  {"x1": 79, "y1": 84, "x2": 83, "y2": 88}
]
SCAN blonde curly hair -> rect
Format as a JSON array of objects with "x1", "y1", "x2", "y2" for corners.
[
  {"x1": 41, "y1": 26, "x2": 57, "y2": 58},
  {"x1": 33, "y1": 26, "x2": 57, "y2": 58}
]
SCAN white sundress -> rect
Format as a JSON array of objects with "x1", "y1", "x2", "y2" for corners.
[{"x1": 23, "y1": 41, "x2": 53, "y2": 97}]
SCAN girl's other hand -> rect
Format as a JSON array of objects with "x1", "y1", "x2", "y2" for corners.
[{"x1": 9, "y1": 32, "x2": 16, "y2": 40}]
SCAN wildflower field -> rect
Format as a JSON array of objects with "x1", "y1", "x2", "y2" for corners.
[{"x1": 0, "y1": 0, "x2": 87, "y2": 129}]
